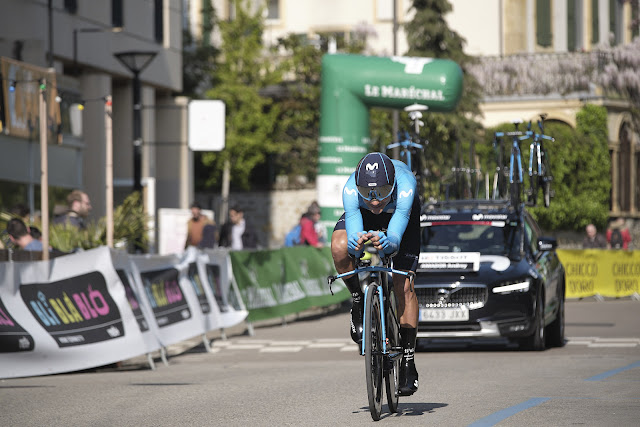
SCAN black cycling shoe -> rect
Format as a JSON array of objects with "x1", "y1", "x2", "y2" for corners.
[
  {"x1": 398, "y1": 358, "x2": 419, "y2": 396},
  {"x1": 349, "y1": 302, "x2": 363, "y2": 346}
]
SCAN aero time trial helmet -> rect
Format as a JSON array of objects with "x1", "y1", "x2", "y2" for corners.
[{"x1": 355, "y1": 152, "x2": 396, "y2": 201}]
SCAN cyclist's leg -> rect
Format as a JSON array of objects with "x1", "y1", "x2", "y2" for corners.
[
  {"x1": 391, "y1": 197, "x2": 420, "y2": 396},
  {"x1": 331, "y1": 214, "x2": 364, "y2": 344}
]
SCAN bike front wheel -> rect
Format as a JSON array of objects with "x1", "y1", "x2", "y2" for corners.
[
  {"x1": 364, "y1": 283, "x2": 383, "y2": 420},
  {"x1": 384, "y1": 315, "x2": 400, "y2": 413}
]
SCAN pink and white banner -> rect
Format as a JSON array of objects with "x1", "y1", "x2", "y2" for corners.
[
  {"x1": 0, "y1": 247, "x2": 247, "y2": 379},
  {"x1": 0, "y1": 247, "x2": 147, "y2": 379}
]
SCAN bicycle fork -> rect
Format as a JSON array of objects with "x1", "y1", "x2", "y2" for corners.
[
  {"x1": 509, "y1": 145, "x2": 523, "y2": 185},
  {"x1": 362, "y1": 285, "x2": 388, "y2": 356},
  {"x1": 362, "y1": 285, "x2": 404, "y2": 370}
]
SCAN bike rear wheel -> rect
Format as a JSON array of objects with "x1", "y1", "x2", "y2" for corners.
[{"x1": 365, "y1": 284, "x2": 384, "y2": 420}]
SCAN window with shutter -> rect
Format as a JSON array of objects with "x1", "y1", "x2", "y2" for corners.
[
  {"x1": 568, "y1": 0, "x2": 577, "y2": 51},
  {"x1": 536, "y1": 0, "x2": 552, "y2": 47},
  {"x1": 112, "y1": 0, "x2": 124, "y2": 29},
  {"x1": 591, "y1": 0, "x2": 599, "y2": 43}
]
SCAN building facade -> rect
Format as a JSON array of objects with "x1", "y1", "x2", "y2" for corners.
[
  {"x1": 192, "y1": 0, "x2": 638, "y2": 220},
  {"x1": 0, "y1": 0, "x2": 189, "y2": 250}
]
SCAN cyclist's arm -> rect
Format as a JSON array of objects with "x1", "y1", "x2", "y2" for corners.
[
  {"x1": 343, "y1": 174, "x2": 367, "y2": 255},
  {"x1": 384, "y1": 161, "x2": 416, "y2": 255}
]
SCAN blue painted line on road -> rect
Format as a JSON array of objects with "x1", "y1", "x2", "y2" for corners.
[
  {"x1": 585, "y1": 360, "x2": 640, "y2": 381},
  {"x1": 467, "y1": 397, "x2": 550, "y2": 427}
]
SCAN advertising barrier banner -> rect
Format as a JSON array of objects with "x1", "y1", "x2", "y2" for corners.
[
  {"x1": 230, "y1": 246, "x2": 349, "y2": 322},
  {"x1": 129, "y1": 252, "x2": 207, "y2": 347},
  {"x1": 0, "y1": 247, "x2": 146, "y2": 379},
  {"x1": 199, "y1": 249, "x2": 248, "y2": 328},
  {"x1": 557, "y1": 249, "x2": 640, "y2": 298},
  {"x1": 110, "y1": 249, "x2": 162, "y2": 354},
  {"x1": 0, "y1": 244, "x2": 335, "y2": 379}
]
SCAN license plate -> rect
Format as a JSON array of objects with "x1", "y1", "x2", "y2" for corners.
[{"x1": 420, "y1": 307, "x2": 469, "y2": 322}]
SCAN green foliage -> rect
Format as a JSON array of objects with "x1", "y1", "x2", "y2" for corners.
[
  {"x1": 477, "y1": 105, "x2": 611, "y2": 232},
  {"x1": 269, "y1": 34, "x2": 323, "y2": 185},
  {"x1": 404, "y1": 0, "x2": 484, "y2": 200},
  {"x1": 182, "y1": 0, "x2": 220, "y2": 98},
  {"x1": 200, "y1": 0, "x2": 281, "y2": 190},
  {"x1": 49, "y1": 192, "x2": 149, "y2": 253}
]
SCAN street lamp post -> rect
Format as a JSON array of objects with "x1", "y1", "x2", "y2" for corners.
[{"x1": 113, "y1": 51, "x2": 158, "y2": 193}]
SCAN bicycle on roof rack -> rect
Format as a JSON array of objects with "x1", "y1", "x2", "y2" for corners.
[
  {"x1": 327, "y1": 245, "x2": 415, "y2": 421},
  {"x1": 445, "y1": 138, "x2": 482, "y2": 201},
  {"x1": 387, "y1": 104, "x2": 428, "y2": 201},
  {"x1": 522, "y1": 114, "x2": 556, "y2": 208},
  {"x1": 492, "y1": 120, "x2": 526, "y2": 207}
]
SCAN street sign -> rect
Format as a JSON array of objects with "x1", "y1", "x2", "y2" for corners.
[{"x1": 188, "y1": 100, "x2": 225, "y2": 151}]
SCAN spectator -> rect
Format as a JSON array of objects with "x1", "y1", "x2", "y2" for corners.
[
  {"x1": 582, "y1": 224, "x2": 607, "y2": 249},
  {"x1": 6, "y1": 218, "x2": 44, "y2": 251},
  {"x1": 218, "y1": 205, "x2": 258, "y2": 250},
  {"x1": 53, "y1": 190, "x2": 92, "y2": 229},
  {"x1": 299, "y1": 204, "x2": 323, "y2": 248},
  {"x1": 184, "y1": 202, "x2": 215, "y2": 248},
  {"x1": 308, "y1": 201, "x2": 327, "y2": 245},
  {"x1": 10, "y1": 203, "x2": 42, "y2": 239},
  {"x1": 606, "y1": 218, "x2": 632, "y2": 250},
  {"x1": 198, "y1": 224, "x2": 218, "y2": 249}
]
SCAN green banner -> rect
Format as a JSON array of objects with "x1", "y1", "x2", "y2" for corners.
[{"x1": 229, "y1": 247, "x2": 349, "y2": 322}]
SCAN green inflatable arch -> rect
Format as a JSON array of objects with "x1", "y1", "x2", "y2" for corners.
[{"x1": 317, "y1": 54, "x2": 464, "y2": 235}]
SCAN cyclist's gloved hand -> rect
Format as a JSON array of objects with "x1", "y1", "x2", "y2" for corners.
[
  {"x1": 369, "y1": 230, "x2": 399, "y2": 256},
  {"x1": 347, "y1": 231, "x2": 367, "y2": 258}
]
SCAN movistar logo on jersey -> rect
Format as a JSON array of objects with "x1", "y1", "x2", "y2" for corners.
[
  {"x1": 399, "y1": 189, "x2": 414, "y2": 199},
  {"x1": 344, "y1": 187, "x2": 357, "y2": 196}
]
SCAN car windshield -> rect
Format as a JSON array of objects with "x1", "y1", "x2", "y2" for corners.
[{"x1": 420, "y1": 221, "x2": 519, "y2": 255}]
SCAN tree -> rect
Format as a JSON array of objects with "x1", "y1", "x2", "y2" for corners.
[
  {"x1": 199, "y1": 0, "x2": 281, "y2": 190},
  {"x1": 181, "y1": 0, "x2": 219, "y2": 98},
  {"x1": 269, "y1": 34, "x2": 323, "y2": 187},
  {"x1": 597, "y1": 36, "x2": 640, "y2": 133},
  {"x1": 476, "y1": 105, "x2": 611, "y2": 232},
  {"x1": 265, "y1": 29, "x2": 374, "y2": 187},
  {"x1": 404, "y1": 0, "x2": 484, "y2": 200}
]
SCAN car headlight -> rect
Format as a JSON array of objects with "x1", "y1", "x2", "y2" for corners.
[{"x1": 492, "y1": 279, "x2": 531, "y2": 294}]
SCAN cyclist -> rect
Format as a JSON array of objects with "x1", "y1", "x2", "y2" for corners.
[{"x1": 331, "y1": 152, "x2": 420, "y2": 396}]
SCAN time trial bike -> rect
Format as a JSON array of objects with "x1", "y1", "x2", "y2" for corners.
[{"x1": 328, "y1": 246, "x2": 415, "y2": 421}]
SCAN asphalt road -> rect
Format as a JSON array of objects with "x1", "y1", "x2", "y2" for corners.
[{"x1": 2, "y1": 299, "x2": 639, "y2": 426}]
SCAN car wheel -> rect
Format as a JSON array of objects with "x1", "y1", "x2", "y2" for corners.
[
  {"x1": 520, "y1": 291, "x2": 545, "y2": 351},
  {"x1": 546, "y1": 280, "x2": 565, "y2": 347}
]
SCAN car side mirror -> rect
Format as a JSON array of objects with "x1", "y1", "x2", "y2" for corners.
[{"x1": 537, "y1": 237, "x2": 557, "y2": 251}]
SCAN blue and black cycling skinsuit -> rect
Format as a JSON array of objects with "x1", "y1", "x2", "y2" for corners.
[{"x1": 334, "y1": 159, "x2": 420, "y2": 272}]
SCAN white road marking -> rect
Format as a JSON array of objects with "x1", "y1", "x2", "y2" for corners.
[
  {"x1": 225, "y1": 344, "x2": 266, "y2": 350},
  {"x1": 259, "y1": 346, "x2": 303, "y2": 353},
  {"x1": 268, "y1": 340, "x2": 313, "y2": 346},
  {"x1": 308, "y1": 343, "x2": 348, "y2": 348},
  {"x1": 588, "y1": 343, "x2": 638, "y2": 348},
  {"x1": 205, "y1": 337, "x2": 640, "y2": 353},
  {"x1": 593, "y1": 338, "x2": 640, "y2": 343}
]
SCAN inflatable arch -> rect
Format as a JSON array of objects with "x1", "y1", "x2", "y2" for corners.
[{"x1": 316, "y1": 54, "x2": 464, "y2": 233}]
